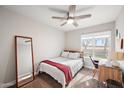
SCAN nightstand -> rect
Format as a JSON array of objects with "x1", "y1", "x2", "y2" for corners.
[{"x1": 99, "y1": 65, "x2": 123, "y2": 84}]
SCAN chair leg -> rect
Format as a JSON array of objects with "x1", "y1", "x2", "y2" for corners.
[{"x1": 93, "y1": 69, "x2": 97, "y2": 78}]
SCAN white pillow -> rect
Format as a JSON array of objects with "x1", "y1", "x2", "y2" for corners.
[
  {"x1": 61, "y1": 51, "x2": 69, "y2": 58},
  {"x1": 68, "y1": 52, "x2": 80, "y2": 59}
]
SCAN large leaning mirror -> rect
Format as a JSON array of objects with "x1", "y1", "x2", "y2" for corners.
[{"x1": 15, "y1": 36, "x2": 35, "y2": 87}]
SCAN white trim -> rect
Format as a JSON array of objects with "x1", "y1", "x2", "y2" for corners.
[
  {"x1": 0, "y1": 82, "x2": 4, "y2": 88},
  {"x1": 1, "y1": 80, "x2": 16, "y2": 88},
  {"x1": 1, "y1": 71, "x2": 38, "y2": 88}
]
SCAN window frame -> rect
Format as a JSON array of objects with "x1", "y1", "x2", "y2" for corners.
[{"x1": 81, "y1": 31, "x2": 111, "y2": 60}]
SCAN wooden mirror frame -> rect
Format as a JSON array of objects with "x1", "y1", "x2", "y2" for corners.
[{"x1": 15, "y1": 36, "x2": 35, "y2": 88}]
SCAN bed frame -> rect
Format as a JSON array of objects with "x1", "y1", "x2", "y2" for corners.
[
  {"x1": 64, "y1": 50, "x2": 84, "y2": 81},
  {"x1": 39, "y1": 50, "x2": 84, "y2": 88}
]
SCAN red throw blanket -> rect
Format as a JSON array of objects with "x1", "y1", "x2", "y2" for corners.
[{"x1": 42, "y1": 60, "x2": 72, "y2": 83}]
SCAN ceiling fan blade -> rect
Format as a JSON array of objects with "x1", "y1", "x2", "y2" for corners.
[
  {"x1": 52, "y1": 16, "x2": 67, "y2": 20},
  {"x1": 69, "y1": 5, "x2": 76, "y2": 17},
  {"x1": 49, "y1": 8, "x2": 67, "y2": 14},
  {"x1": 60, "y1": 22, "x2": 67, "y2": 26},
  {"x1": 77, "y1": 6, "x2": 95, "y2": 12},
  {"x1": 73, "y1": 21, "x2": 78, "y2": 27},
  {"x1": 74, "y1": 14, "x2": 91, "y2": 20}
]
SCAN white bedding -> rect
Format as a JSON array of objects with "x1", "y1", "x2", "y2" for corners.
[{"x1": 40, "y1": 57, "x2": 83, "y2": 87}]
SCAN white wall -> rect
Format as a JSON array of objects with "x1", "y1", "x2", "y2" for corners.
[
  {"x1": 0, "y1": 7, "x2": 65, "y2": 83},
  {"x1": 65, "y1": 22, "x2": 115, "y2": 51},
  {"x1": 65, "y1": 22, "x2": 115, "y2": 68},
  {"x1": 0, "y1": 6, "x2": 122, "y2": 84},
  {"x1": 115, "y1": 7, "x2": 124, "y2": 52}
]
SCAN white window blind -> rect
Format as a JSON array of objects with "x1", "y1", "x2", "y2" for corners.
[{"x1": 81, "y1": 31, "x2": 111, "y2": 60}]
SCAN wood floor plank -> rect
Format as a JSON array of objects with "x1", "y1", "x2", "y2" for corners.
[{"x1": 10, "y1": 68, "x2": 99, "y2": 88}]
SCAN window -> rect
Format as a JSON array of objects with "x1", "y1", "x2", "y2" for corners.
[
  {"x1": 81, "y1": 31, "x2": 111, "y2": 60},
  {"x1": 82, "y1": 38, "x2": 93, "y2": 56}
]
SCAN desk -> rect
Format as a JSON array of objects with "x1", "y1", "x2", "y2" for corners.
[{"x1": 99, "y1": 65, "x2": 122, "y2": 84}]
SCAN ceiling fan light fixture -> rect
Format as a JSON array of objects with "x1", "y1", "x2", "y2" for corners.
[
  {"x1": 51, "y1": 5, "x2": 91, "y2": 27},
  {"x1": 67, "y1": 18, "x2": 74, "y2": 24}
]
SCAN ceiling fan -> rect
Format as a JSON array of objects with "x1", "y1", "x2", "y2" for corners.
[{"x1": 51, "y1": 5, "x2": 91, "y2": 27}]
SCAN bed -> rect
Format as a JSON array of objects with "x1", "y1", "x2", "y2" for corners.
[{"x1": 39, "y1": 50, "x2": 84, "y2": 87}]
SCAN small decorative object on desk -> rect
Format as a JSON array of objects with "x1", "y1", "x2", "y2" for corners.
[
  {"x1": 112, "y1": 61, "x2": 120, "y2": 67},
  {"x1": 105, "y1": 61, "x2": 112, "y2": 67}
]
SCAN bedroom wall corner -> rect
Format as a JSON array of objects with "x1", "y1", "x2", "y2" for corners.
[
  {"x1": 0, "y1": 7, "x2": 65, "y2": 85},
  {"x1": 65, "y1": 22, "x2": 116, "y2": 69},
  {"x1": 115, "y1": 6, "x2": 124, "y2": 52}
]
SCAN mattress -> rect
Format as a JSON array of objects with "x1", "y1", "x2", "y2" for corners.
[{"x1": 40, "y1": 57, "x2": 83, "y2": 87}]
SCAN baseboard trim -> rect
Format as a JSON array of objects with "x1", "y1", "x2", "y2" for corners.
[
  {"x1": 0, "y1": 82, "x2": 4, "y2": 88},
  {"x1": 1, "y1": 80, "x2": 16, "y2": 88},
  {"x1": 1, "y1": 72, "x2": 38, "y2": 88}
]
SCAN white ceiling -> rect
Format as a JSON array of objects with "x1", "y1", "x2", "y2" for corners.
[{"x1": 3, "y1": 5, "x2": 123, "y2": 31}]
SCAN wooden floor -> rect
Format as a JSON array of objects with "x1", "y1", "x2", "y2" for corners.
[
  {"x1": 10, "y1": 68, "x2": 99, "y2": 88},
  {"x1": 73, "y1": 79, "x2": 106, "y2": 88},
  {"x1": 22, "y1": 73, "x2": 62, "y2": 88}
]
